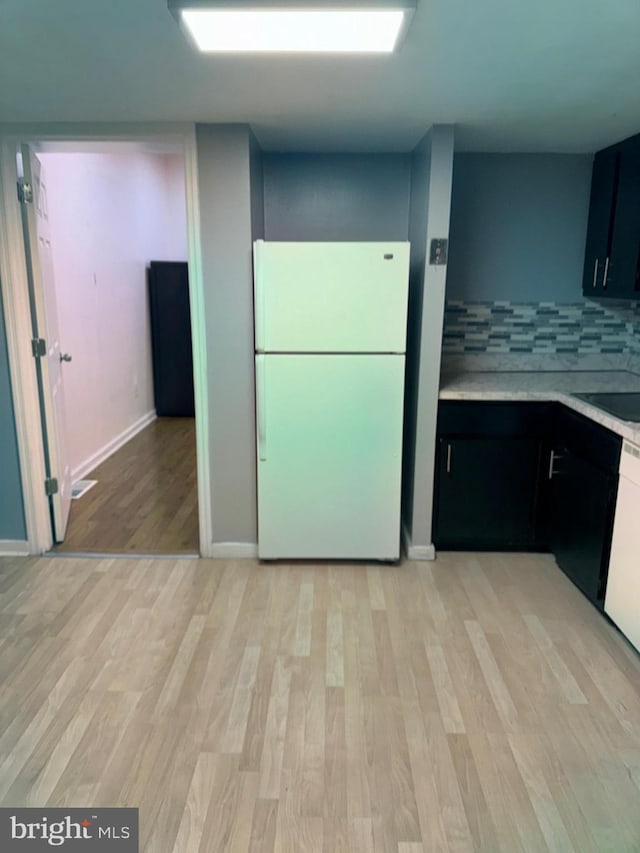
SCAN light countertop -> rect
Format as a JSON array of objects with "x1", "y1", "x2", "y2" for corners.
[{"x1": 439, "y1": 370, "x2": 640, "y2": 444}]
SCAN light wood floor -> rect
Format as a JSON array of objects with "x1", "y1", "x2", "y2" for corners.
[
  {"x1": 54, "y1": 418, "x2": 198, "y2": 554},
  {"x1": 1, "y1": 552, "x2": 639, "y2": 852}
]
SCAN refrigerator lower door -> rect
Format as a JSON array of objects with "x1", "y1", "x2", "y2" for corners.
[{"x1": 256, "y1": 354, "x2": 405, "y2": 560}]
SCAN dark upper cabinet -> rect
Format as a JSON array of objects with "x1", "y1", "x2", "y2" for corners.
[
  {"x1": 582, "y1": 148, "x2": 618, "y2": 295},
  {"x1": 607, "y1": 137, "x2": 640, "y2": 297},
  {"x1": 582, "y1": 134, "x2": 640, "y2": 299}
]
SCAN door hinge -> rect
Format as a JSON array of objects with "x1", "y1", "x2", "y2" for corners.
[
  {"x1": 31, "y1": 338, "x2": 46, "y2": 357},
  {"x1": 17, "y1": 179, "x2": 33, "y2": 204},
  {"x1": 45, "y1": 477, "x2": 58, "y2": 496}
]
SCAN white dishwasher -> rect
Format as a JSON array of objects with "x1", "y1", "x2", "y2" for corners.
[{"x1": 605, "y1": 440, "x2": 640, "y2": 653}]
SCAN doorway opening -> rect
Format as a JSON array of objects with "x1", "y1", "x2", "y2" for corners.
[{"x1": 17, "y1": 140, "x2": 200, "y2": 555}]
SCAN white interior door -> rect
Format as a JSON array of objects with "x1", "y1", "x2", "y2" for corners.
[
  {"x1": 256, "y1": 353, "x2": 405, "y2": 560},
  {"x1": 20, "y1": 145, "x2": 72, "y2": 542}
]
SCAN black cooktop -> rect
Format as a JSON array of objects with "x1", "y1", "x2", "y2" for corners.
[{"x1": 572, "y1": 392, "x2": 640, "y2": 422}]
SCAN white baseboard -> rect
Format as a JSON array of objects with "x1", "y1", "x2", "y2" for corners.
[
  {"x1": 210, "y1": 542, "x2": 259, "y2": 559},
  {"x1": 407, "y1": 542, "x2": 436, "y2": 561},
  {"x1": 402, "y1": 522, "x2": 436, "y2": 561},
  {"x1": 71, "y1": 410, "x2": 157, "y2": 482},
  {"x1": 0, "y1": 540, "x2": 30, "y2": 556}
]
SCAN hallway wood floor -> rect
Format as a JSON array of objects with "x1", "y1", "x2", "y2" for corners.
[
  {"x1": 54, "y1": 418, "x2": 198, "y2": 554},
  {"x1": 1, "y1": 552, "x2": 639, "y2": 851}
]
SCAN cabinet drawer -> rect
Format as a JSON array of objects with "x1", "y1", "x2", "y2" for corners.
[
  {"x1": 437, "y1": 401, "x2": 553, "y2": 438},
  {"x1": 554, "y1": 406, "x2": 621, "y2": 473}
]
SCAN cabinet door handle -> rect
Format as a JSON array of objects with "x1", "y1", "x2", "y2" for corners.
[
  {"x1": 446, "y1": 443, "x2": 452, "y2": 474},
  {"x1": 592, "y1": 258, "x2": 599, "y2": 288},
  {"x1": 602, "y1": 256, "x2": 610, "y2": 289},
  {"x1": 548, "y1": 449, "x2": 565, "y2": 479}
]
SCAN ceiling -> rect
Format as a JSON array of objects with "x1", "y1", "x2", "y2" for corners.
[{"x1": 1, "y1": 0, "x2": 640, "y2": 152}]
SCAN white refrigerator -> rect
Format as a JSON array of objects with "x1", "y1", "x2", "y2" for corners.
[{"x1": 253, "y1": 240, "x2": 410, "y2": 560}]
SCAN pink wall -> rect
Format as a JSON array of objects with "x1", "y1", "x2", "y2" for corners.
[{"x1": 39, "y1": 150, "x2": 188, "y2": 479}]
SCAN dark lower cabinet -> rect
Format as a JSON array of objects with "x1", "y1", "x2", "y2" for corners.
[
  {"x1": 546, "y1": 449, "x2": 617, "y2": 608},
  {"x1": 433, "y1": 401, "x2": 621, "y2": 610},
  {"x1": 435, "y1": 437, "x2": 540, "y2": 549},
  {"x1": 544, "y1": 406, "x2": 621, "y2": 610},
  {"x1": 433, "y1": 402, "x2": 551, "y2": 551}
]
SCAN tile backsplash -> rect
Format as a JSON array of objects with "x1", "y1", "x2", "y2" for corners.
[{"x1": 443, "y1": 300, "x2": 640, "y2": 356}]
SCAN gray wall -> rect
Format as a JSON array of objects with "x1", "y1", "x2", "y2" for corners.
[
  {"x1": 417, "y1": 126, "x2": 455, "y2": 552},
  {"x1": 189, "y1": 139, "x2": 419, "y2": 550},
  {"x1": 260, "y1": 144, "x2": 454, "y2": 555},
  {"x1": 0, "y1": 285, "x2": 27, "y2": 540},
  {"x1": 402, "y1": 126, "x2": 455, "y2": 554},
  {"x1": 250, "y1": 132, "x2": 265, "y2": 242},
  {"x1": 263, "y1": 153, "x2": 411, "y2": 240},
  {"x1": 402, "y1": 134, "x2": 431, "y2": 533},
  {"x1": 196, "y1": 145, "x2": 412, "y2": 548},
  {"x1": 447, "y1": 153, "x2": 592, "y2": 302},
  {"x1": 196, "y1": 125, "x2": 257, "y2": 546}
]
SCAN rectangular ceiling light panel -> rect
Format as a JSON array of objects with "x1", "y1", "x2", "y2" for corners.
[{"x1": 172, "y1": 2, "x2": 414, "y2": 53}]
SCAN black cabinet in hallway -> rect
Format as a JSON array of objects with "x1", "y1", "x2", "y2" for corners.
[{"x1": 148, "y1": 261, "x2": 195, "y2": 417}]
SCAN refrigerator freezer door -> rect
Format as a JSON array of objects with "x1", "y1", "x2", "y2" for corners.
[
  {"x1": 256, "y1": 354, "x2": 405, "y2": 560},
  {"x1": 254, "y1": 241, "x2": 409, "y2": 354}
]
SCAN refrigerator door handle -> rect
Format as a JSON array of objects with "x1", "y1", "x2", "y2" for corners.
[
  {"x1": 256, "y1": 354, "x2": 267, "y2": 461},
  {"x1": 253, "y1": 240, "x2": 266, "y2": 351}
]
